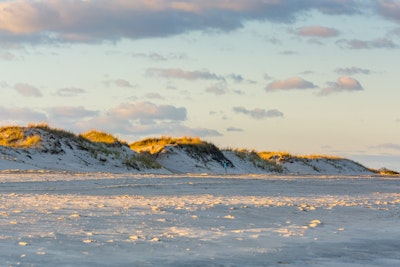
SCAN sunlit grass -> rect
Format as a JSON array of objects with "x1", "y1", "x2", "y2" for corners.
[
  {"x1": 28, "y1": 123, "x2": 78, "y2": 140},
  {"x1": 0, "y1": 124, "x2": 391, "y2": 173},
  {"x1": 130, "y1": 136, "x2": 205, "y2": 154},
  {"x1": 229, "y1": 148, "x2": 283, "y2": 172},
  {"x1": 258, "y1": 151, "x2": 342, "y2": 161},
  {"x1": 80, "y1": 130, "x2": 125, "y2": 145},
  {"x1": 0, "y1": 126, "x2": 42, "y2": 148}
]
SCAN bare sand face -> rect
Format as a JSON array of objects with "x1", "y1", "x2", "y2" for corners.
[{"x1": 1, "y1": 173, "x2": 400, "y2": 266}]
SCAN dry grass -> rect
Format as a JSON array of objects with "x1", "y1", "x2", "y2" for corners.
[
  {"x1": 80, "y1": 130, "x2": 124, "y2": 145},
  {"x1": 258, "y1": 151, "x2": 342, "y2": 161},
  {"x1": 0, "y1": 126, "x2": 42, "y2": 148},
  {"x1": 130, "y1": 136, "x2": 205, "y2": 154},
  {"x1": 376, "y1": 168, "x2": 400, "y2": 176},
  {"x1": 29, "y1": 123, "x2": 78, "y2": 140},
  {"x1": 231, "y1": 148, "x2": 283, "y2": 172}
]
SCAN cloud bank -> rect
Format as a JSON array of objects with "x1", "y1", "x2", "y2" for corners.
[{"x1": 0, "y1": 0, "x2": 370, "y2": 45}]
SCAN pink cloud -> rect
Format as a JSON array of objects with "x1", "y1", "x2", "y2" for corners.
[
  {"x1": 265, "y1": 77, "x2": 317, "y2": 92},
  {"x1": 319, "y1": 76, "x2": 363, "y2": 96},
  {"x1": 294, "y1": 26, "x2": 339, "y2": 37}
]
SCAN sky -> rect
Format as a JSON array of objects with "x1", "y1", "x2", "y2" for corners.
[{"x1": 0, "y1": 0, "x2": 400, "y2": 171}]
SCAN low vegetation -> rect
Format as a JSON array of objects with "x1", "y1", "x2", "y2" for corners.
[
  {"x1": 29, "y1": 123, "x2": 79, "y2": 140},
  {"x1": 258, "y1": 151, "x2": 342, "y2": 162},
  {"x1": 80, "y1": 130, "x2": 126, "y2": 145},
  {"x1": 0, "y1": 124, "x2": 162, "y2": 170},
  {"x1": 231, "y1": 148, "x2": 283, "y2": 172},
  {"x1": 125, "y1": 154, "x2": 162, "y2": 170},
  {"x1": 2, "y1": 124, "x2": 393, "y2": 174},
  {"x1": 0, "y1": 126, "x2": 42, "y2": 148},
  {"x1": 131, "y1": 136, "x2": 233, "y2": 167},
  {"x1": 375, "y1": 168, "x2": 400, "y2": 176},
  {"x1": 130, "y1": 136, "x2": 205, "y2": 154}
]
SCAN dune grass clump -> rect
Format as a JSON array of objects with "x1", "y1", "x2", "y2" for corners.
[
  {"x1": 373, "y1": 168, "x2": 399, "y2": 175},
  {"x1": 124, "y1": 153, "x2": 162, "y2": 169},
  {"x1": 0, "y1": 126, "x2": 42, "y2": 148},
  {"x1": 130, "y1": 136, "x2": 205, "y2": 154},
  {"x1": 80, "y1": 130, "x2": 125, "y2": 145},
  {"x1": 231, "y1": 148, "x2": 283, "y2": 172},
  {"x1": 29, "y1": 123, "x2": 78, "y2": 140},
  {"x1": 258, "y1": 151, "x2": 343, "y2": 161},
  {"x1": 131, "y1": 136, "x2": 229, "y2": 166}
]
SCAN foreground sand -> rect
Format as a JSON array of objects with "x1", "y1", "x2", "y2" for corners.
[{"x1": 1, "y1": 172, "x2": 400, "y2": 266}]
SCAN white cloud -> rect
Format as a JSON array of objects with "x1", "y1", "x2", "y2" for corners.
[
  {"x1": 265, "y1": 77, "x2": 317, "y2": 92},
  {"x1": 122, "y1": 123, "x2": 223, "y2": 138},
  {"x1": 132, "y1": 52, "x2": 187, "y2": 61},
  {"x1": 56, "y1": 87, "x2": 86, "y2": 97},
  {"x1": 233, "y1": 106, "x2": 284, "y2": 119},
  {"x1": 0, "y1": 107, "x2": 47, "y2": 123},
  {"x1": 104, "y1": 79, "x2": 135, "y2": 88},
  {"x1": 75, "y1": 114, "x2": 221, "y2": 139},
  {"x1": 0, "y1": 51, "x2": 16, "y2": 61},
  {"x1": 109, "y1": 101, "x2": 186, "y2": 121},
  {"x1": 227, "y1": 127, "x2": 244, "y2": 132},
  {"x1": 370, "y1": 143, "x2": 400, "y2": 152},
  {"x1": 113, "y1": 79, "x2": 135, "y2": 88},
  {"x1": 144, "y1": 93, "x2": 165, "y2": 100},
  {"x1": 206, "y1": 83, "x2": 227, "y2": 95},
  {"x1": 13, "y1": 83, "x2": 42, "y2": 97},
  {"x1": 47, "y1": 106, "x2": 99, "y2": 119},
  {"x1": 319, "y1": 76, "x2": 363, "y2": 96},
  {"x1": 336, "y1": 38, "x2": 398, "y2": 49},
  {"x1": 335, "y1": 67, "x2": 371, "y2": 75},
  {"x1": 228, "y1": 74, "x2": 244, "y2": 83},
  {"x1": 147, "y1": 68, "x2": 225, "y2": 81}
]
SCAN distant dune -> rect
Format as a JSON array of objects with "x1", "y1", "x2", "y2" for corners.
[{"x1": 0, "y1": 124, "x2": 395, "y2": 175}]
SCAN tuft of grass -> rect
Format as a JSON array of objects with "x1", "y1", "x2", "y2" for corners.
[
  {"x1": 130, "y1": 136, "x2": 204, "y2": 154},
  {"x1": 131, "y1": 136, "x2": 232, "y2": 167},
  {"x1": 0, "y1": 126, "x2": 42, "y2": 148},
  {"x1": 258, "y1": 151, "x2": 342, "y2": 161},
  {"x1": 125, "y1": 153, "x2": 162, "y2": 170},
  {"x1": 80, "y1": 130, "x2": 125, "y2": 145},
  {"x1": 376, "y1": 168, "x2": 400, "y2": 175},
  {"x1": 231, "y1": 148, "x2": 283, "y2": 172},
  {"x1": 29, "y1": 123, "x2": 78, "y2": 140}
]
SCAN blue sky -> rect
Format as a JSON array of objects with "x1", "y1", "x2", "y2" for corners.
[{"x1": 1, "y1": 0, "x2": 400, "y2": 170}]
